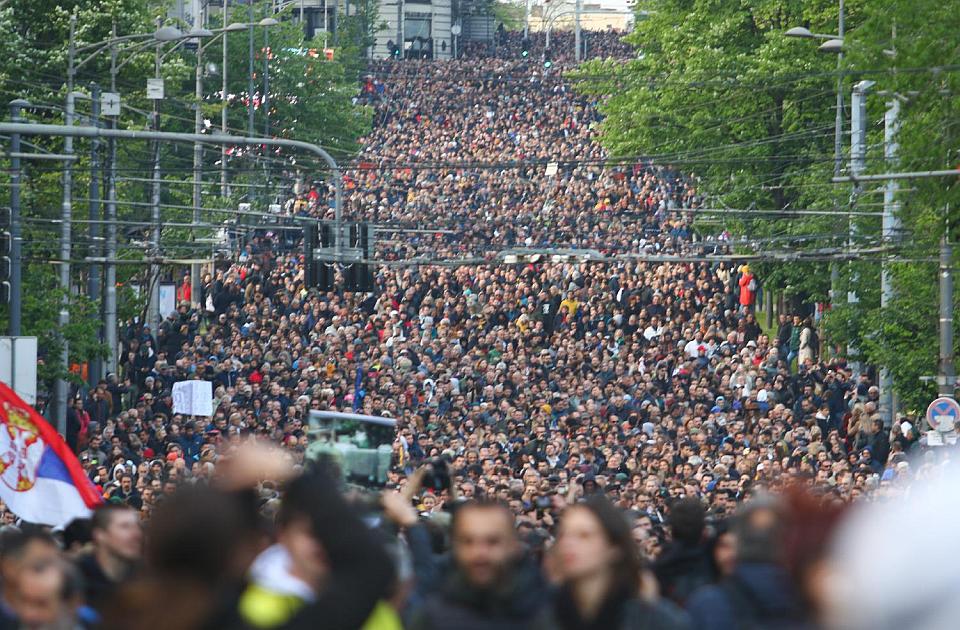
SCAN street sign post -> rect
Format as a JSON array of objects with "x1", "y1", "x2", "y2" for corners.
[{"x1": 926, "y1": 396, "x2": 960, "y2": 432}]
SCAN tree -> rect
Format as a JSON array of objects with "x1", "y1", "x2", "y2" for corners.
[
  {"x1": 0, "y1": 0, "x2": 374, "y2": 394},
  {"x1": 574, "y1": 0, "x2": 867, "y2": 302},
  {"x1": 581, "y1": 0, "x2": 960, "y2": 409},
  {"x1": 821, "y1": 0, "x2": 960, "y2": 409}
]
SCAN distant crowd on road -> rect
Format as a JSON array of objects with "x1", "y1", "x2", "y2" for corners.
[{"x1": 2, "y1": 29, "x2": 948, "y2": 630}]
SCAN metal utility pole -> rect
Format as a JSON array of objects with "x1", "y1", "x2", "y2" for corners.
[
  {"x1": 149, "y1": 21, "x2": 163, "y2": 334},
  {"x1": 834, "y1": 0, "x2": 845, "y2": 177},
  {"x1": 939, "y1": 233, "x2": 954, "y2": 397},
  {"x1": 523, "y1": 0, "x2": 530, "y2": 39},
  {"x1": 879, "y1": 97, "x2": 899, "y2": 424},
  {"x1": 192, "y1": 9, "x2": 206, "y2": 308},
  {"x1": 88, "y1": 83, "x2": 102, "y2": 385},
  {"x1": 104, "y1": 26, "x2": 119, "y2": 377},
  {"x1": 574, "y1": 0, "x2": 582, "y2": 62},
  {"x1": 222, "y1": 0, "x2": 230, "y2": 197},
  {"x1": 847, "y1": 79, "x2": 873, "y2": 375},
  {"x1": 8, "y1": 99, "x2": 28, "y2": 337},
  {"x1": 248, "y1": 0, "x2": 255, "y2": 136},
  {"x1": 56, "y1": 14, "x2": 78, "y2": 436}
]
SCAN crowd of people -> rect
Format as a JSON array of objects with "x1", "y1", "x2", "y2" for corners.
[{"x1": 2, "y1": 28, "x2": 952, "y2": 629}]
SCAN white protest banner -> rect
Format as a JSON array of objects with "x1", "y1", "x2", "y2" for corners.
[{"x1": 172, "y1": 380, "x2": 213, "y2": 417}]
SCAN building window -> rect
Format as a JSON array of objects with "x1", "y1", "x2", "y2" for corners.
[{"x1": 404, "y1": 12, "x2": 432, "y2": 40}]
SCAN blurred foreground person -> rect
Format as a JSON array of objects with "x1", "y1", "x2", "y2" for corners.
[
  {"x1": 77, "y1": 504, "x2": 142, "y2": 614},
  {"x1": 0, "y1": 529, "x2": 85, "y2": 629},
  {"x1": 408, "y1": 500, "x2": 548, "y2": 629},
  {"x1": 238, "y1": 473, "x2": 398, "y2": 629},
  {"x1": 654, "y1": 498, "x2": 715, "y2": 605},
  {"x1": 824, "y1": 462, "x2": 960, "y2": 630},
  {"x1": 535, "y1": 497, "x2": 689, "y2": 629},
  {"x1": 103, "y1": 442, "x2": 394, "y2": 630},
  {"x1": 685, "y1": 498, "x2": 804, "y2": 630}
]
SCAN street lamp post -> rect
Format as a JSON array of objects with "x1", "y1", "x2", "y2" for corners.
[
  {"x1": 194, "y1": 21, "x2": 249, "y2": 304},
  {"x1": 785, "y1": 0, "x2": 845, "y2": 177},
  {"x1": 219, "y1": 6, "x2": 276, "y2": 198},
  {"x1": 65, "y1": 19, "x2": 201, "y2": 401}
]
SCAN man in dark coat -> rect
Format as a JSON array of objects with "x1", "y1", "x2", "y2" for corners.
[
  {"x1": 407, "y1": 501, "x2": 548, "y2": 630},
  {"x1": 654, "y1": 498, "x2": 716, "y2": 605},
  {"x1": 686, "y1": 499, "x2": 804, "y2": 630}
]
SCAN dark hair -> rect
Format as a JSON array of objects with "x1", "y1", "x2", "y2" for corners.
[
  {"x1": 145, "y1": 486, "x2": 247, "y2": 581},
  {"x1": 733, "y1": 497, "x2": 784, "y2": 564},
  {"x1": 668, "y1": 497, "x2": 706, "y2": 546},
  {"x1": 0, "y1": 526, "x2": 57, "y2": 561},
  {"x1": 569, "y1": 496, "x2": 643, "y2": 594},
  {"x1": 91, "y1": 503, "x2": 136, "y2": 533},
  {"x1": 450, "y1": 498, "x2": 514, "y2": 539}
]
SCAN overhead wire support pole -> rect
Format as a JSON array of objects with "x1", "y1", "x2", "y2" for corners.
[
  {"x1": 193, "y1": 40, "x2": 204, "y2": 309},
  {"x1": 104, "y1": 25, "x2": 119, "y2": 377},
  {"x1": 0, "y1": 121, "x2": 344, "y2": 269},
  {"x1": 940, "y1": 229, "x2": 955, "y2": 397},
  {"x1": 8, "y1": 99, "x2": 28, "y2": 338},
  {"x1": 879, "y1": 97, "x2": 899, "y2": 425},
  {"x1": 88, "y1": 83, "x2": 102, "y2": 385},
  {"x1": 149, "y1": 16, "x2": 163, "y2": 335},
  {"x1": 847, "y1": 79, "x2": 874, "y2": 377},
  {"x1": 57, "y1": 13, "x2": 78, "y2": 436},
  {"x1": 574, "y1": 0, "x2": 582, "y2": 62}
]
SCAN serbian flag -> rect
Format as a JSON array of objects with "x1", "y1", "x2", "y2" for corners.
[{"x1": 0, "y1": 382, "x2": 102, "y2": 527}]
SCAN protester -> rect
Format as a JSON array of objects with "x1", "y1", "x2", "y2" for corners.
[
  {"x1": 685, "y1": 497, "x2": 805, "y2": 629},
  {"x1": 535, "y1": 496, "x2": 689, "y2": 629},
  {"x1": 1, "y1": 26, "x2": 935, "y2": 630},
  {"x1": 76, "y1": 504, "x2": 142, "y2": 614},
  {"x1": 407, "y1": 500, "x2": 548, "y2": 629},
  {"x1": 654, "y1": 498, "x2": 715, "y2": 605}
]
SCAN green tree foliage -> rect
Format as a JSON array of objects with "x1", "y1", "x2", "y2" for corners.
[
  {"x1": 583, "y1": 0, "x2": 960, "y2": 409},
  {"x1": 574, "y1": 0, "x2": 868, "y2": 301},
  {"x1": 0, "y1": 0, "x2": 372, "y2": 391},
  {"x1": 822, "y1": 0, "x2": 960, "y2": 409}
]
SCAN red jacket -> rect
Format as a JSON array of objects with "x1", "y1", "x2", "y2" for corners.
[{"x1": 739, "y1": 273, "x2": 756, "y2": 306}]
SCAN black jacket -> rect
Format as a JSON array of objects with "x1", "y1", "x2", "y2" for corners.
[
  {"x1": 653, "y1": 542, "x2": 716, "y2": 605},
  {"x1": 531, "y1": 585, "x2": 690, "y2": 630},
  {"x1": 407, "y1": 556, "x2": 548, "y2": 630}
]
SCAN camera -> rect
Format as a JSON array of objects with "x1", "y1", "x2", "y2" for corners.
[{"x1": 421, "y1": 457, "x2": 451, "y2": 492}]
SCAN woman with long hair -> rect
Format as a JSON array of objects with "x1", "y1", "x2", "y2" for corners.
[{"x1": 535, "y1": 496, "x2": 690, "y2": 630}]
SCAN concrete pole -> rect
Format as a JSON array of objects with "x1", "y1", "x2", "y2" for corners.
[
  {"x1": 88, "y1": 83, "x2": 102, "y2": 385},
  {"x1": 222, "y1": 0, "x2": 229, "y2": 197},
  {"x1": 879, "y1": 98, "x2": 899, "y2": 424},
  {"x1": 104, "y1": 26, "x2": 119, "y2": 377},
  {"x1": 574, "y1": 0, "x2": 581, "y2": 62},
  {"x1": 56, "y1": 93, "x2": 74, "y2": 435},
  {"x1": 149, "y1": 22, "x2": 162, "y2": 334},
  {"x1": 847, "y1": 79, "x2": 873, "y2": 375},
  {"x1": 56, "y1": 15, "x2": 77, "y2": 435},
  {"x1": 248, "y1": 0, "x2": 255, "y2": 136},
  {"x1": 834, "y1": 0, "x2": 844, "y2": 178},
  {"x1": 939, "y1": 234, "x2": 955, "y2": 397},
  {"x1": 524, "y1": 0, "x2": 530, "y2": 39},
  {"x1": 8, "y1": 99, "x2": 28, "y2": 337},
  {"x1": 192, "y1": 15, "x2": 206, "y2": 308}
]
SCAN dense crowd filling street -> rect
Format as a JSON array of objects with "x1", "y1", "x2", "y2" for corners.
[{"x1": 0, "y1": 28, "x2": 951, "y2": 630}]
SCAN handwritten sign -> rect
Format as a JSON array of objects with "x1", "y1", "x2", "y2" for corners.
[{"x1": 172, "y1": 380, "x2": 213, "y2": 417}]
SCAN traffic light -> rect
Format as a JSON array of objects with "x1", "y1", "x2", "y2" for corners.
[
  {"x1": 521, "y1": 37, "x2": 531, "y2": 58},
  {"x1": 0, "y1": 207, "x2": 10, "y2": 304},
  {"x1": 303, "y1": 222, "x2": 335, "y2": 292},
  {"x1": 387, "y1": 39, "x2": 401, "y2": 59},
  {"x1": 543, "y1": 48, "x2": 553, "y2": 68},
  {"x1": 345, "y1": 222, "x2": 376, "y2": 293}
]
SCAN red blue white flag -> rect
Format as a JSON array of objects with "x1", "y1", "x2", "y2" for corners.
[{"x1": 0, "y1": 382, "x2": 102, "y2": 527}]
